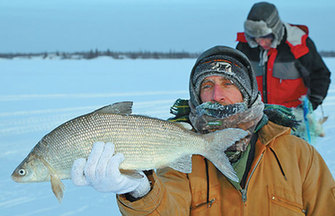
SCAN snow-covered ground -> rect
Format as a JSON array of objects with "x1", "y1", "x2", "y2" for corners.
[{"x1": 1, "y1": 57, "x2": 334, "y2": 216}]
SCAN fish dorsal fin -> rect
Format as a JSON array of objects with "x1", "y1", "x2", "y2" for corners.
[{"x1": 94, "y1": 101, "x2": 133, "y2": 115}]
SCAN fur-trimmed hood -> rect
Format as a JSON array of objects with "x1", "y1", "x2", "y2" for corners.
[{"x1": 244, "y1": 2, "x2": 284, "y2": 48}]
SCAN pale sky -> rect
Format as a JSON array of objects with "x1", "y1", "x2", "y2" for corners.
[{"x1": 1, "y1": 0, "x2": 334, "y2": 53}]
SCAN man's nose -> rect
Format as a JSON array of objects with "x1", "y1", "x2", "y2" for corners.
[
  {"x1": 212, "y1": 85, "x2": 225, "y2": 103},
  {"x1": 258, "y1": 39, "x2": 266, "y2": 46}
]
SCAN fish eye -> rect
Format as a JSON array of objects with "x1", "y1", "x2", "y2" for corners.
[{"x1": 18, "y1": 169, "x2": 26, "y2": 176}]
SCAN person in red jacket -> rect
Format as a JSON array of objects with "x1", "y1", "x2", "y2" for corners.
[{"x1": 236, "y1": 1, "x2": 331, "y2": 109}]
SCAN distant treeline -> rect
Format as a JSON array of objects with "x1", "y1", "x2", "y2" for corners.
[
  {"x1": 1, "y1": 49, "x2": 334, "y2": 60},
  {"x1": 319, "y1": 51, "x2": 335, "y2": 57},
  {"x1": 0, "y1": 49, "x2": 201, "y2": 60}
]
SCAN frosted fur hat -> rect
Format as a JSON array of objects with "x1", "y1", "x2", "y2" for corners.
[
  {"x1": 244, "y1": 2, "x2": 284, "y2": 48},
  {"x1": 189, "y1": 46, "x2": 259, "y2": 108}
]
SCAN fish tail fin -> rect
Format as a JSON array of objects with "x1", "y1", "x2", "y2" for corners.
[
  {"x1": 202, "y1": 128, "x2": 248, "y2": 182},
  {"x1": 51, "y1": 175, "x2": 65, "y2": 203}
]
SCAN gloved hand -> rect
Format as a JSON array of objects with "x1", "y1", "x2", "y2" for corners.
[
  {"x1": 71, "y1": 142, "x2": 150, "y2": 198},
  {"x1": 307, "y1": 94, "x2": 322, "y2": 110}
]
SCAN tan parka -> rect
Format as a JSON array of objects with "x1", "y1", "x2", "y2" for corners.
[{"x1": 117, "y1": 121, "x2": 335, "y2": 215}]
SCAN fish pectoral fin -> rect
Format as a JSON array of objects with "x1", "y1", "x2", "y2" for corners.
[
  {"x1": 120, "y1": 169, "x2": 143, "y2": 179},
  {"x1": 175, "y1": 122, "x2": 193, "y2": 131},
  {"x1": 50, "y1": 175, "x2": 65, "y2": 203},
  {"x1": 94, "y1": 101, "x2": 133, "y2": 115},
  {"x1": 169, "y1": 155, "x2": 193, "y2": 173}
]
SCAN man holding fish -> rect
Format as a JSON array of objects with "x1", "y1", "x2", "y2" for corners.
[
  {"x1": 12, "y1": 46, "x2": 334, "y2": 215},
  {"x1": 72, "y1": 46, "x2": 335, "y2": 215}
]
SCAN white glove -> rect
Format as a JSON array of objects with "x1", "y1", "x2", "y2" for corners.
[{"x1": 71, "y1": 142, "x2": 150, "y2": 198}]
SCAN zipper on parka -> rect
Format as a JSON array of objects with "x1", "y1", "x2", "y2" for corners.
[
  {"x1": 240, "y1": 152, "x2": 264, "y2": 203},
  {"x1": 239, "y1": 145, "x2": 288, "y2": 203},
  {"x1": 262, "y1": 63, "x2": 268, "y2": 103}
]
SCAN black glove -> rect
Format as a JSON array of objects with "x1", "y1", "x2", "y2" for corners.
[{"x1": 307, "y1": 94, "x2": 323, "y2": 110}]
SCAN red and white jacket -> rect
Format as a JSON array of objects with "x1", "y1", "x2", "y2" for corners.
[{"x1": 236, "y1": 23, "x2": 330, "y2": 108}]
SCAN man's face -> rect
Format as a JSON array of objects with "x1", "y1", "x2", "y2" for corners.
[
  {"x1": 255, "y1": 37, "x2": 273, "y2": 50},
  {"x1": 200, "y1": 75, "x2": 243, "y2": 105}
]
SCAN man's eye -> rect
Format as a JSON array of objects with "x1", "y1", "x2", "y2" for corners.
[
  {"x1": 201, "y1": 83, "x2": 213, "y2": 89},
  {"x1": 223, "y1": 82, "x2": 234, "y2": 86}
]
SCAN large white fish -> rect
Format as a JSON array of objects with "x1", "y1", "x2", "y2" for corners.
[{"x1": 11, "y1": 101, "x2": 248, "y2": 202}]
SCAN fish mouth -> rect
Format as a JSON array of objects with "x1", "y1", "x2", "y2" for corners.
[{"x1": 11, "y1": 171, "x2": 21, "y2": 182}]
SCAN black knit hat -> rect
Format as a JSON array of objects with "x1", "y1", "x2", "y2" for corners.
[
  {"x1": 244, "y1": 2, "x2": 284, "y2": 48},
  {"x1": 189, "y1": 46, "x2": 259, "y2": 108}
]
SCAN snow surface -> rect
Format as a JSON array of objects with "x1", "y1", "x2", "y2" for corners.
[{"x1": 1, "y1": 57, "x2": 334, "y2": 215}]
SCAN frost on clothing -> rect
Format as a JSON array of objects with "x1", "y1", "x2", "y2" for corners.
[{"x1": 189, "y1": 46, "x2": 259, "y2": 109}]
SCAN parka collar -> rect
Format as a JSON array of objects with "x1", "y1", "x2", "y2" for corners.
[{"x1": 258, "y1": 121, "x2": 291, "y2": 146}]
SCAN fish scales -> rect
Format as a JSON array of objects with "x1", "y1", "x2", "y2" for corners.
[
  {"x1": 100, "y1": 114, "x2": 201, "y2": 169},
  {"x1": 37, "y1": 112, "x2": 201, "y2": 173}
]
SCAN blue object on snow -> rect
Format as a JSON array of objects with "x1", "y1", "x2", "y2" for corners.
[{"x1": 303, "y1": 97, "x2": 311, "y2": 143}]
